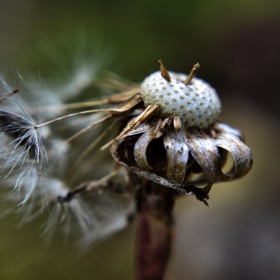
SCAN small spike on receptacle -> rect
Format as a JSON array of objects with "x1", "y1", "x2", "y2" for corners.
[
  {"x1": 158, "y1": 60, "x2": 171, "y2": 82},
  {"x1": 173, "y1": 116, "x2": 182, "y2": 131},
  {"x1": 184, "y1": 63, "x2": 200, "y2": 85}
]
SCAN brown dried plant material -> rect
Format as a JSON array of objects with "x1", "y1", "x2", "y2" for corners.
[
  {"x1": 158, "y1": 60, "x2": 171, "y2": 82},
  {"x1": 184, "y1": 62, "x2": 200, "y2": 85}
]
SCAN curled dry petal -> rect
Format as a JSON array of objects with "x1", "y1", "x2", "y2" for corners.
[
  {"x1": 111, "y1": 137, "x2": 185, "y2": 193},
  {"x1": 215, "y1": 122, "x2": 245, "y2": 141},
  {"x1": 163, "y1": 129, "x2": 189, "y2": 184},
  {"x1": 216, "y1": 133, "x2": 253, "y2": 180},
  {"x1": 115, "y1": 104, "x2": 159, "y2": 141},
  {"x1": 187, "y1": 131, "x2": 220, "y2": 193},
  {"x1": 111, "y1": 137, "x2": 210, "y2": 204},
  {"x1": 134, "y1": 119, "x2": 170, "y2": 169},
  {"x1": 118, "y1": 121, "x2": 153, "y2": 139}
]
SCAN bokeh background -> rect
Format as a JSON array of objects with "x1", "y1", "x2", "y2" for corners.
[{"x1": 0, "y1": 0, "x2": 279, "y2": 279}]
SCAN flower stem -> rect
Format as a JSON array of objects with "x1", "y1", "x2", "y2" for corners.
[{"x1": 136, "y1": 180, "x2": 176, "y2": 280}]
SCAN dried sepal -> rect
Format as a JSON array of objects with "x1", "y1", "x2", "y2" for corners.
[
  {"x1": 216, "y1": 130, "x2": 253, "y2": 180},
  {"x1": 186, "y1": 130, "x2": 220, "y2": 193},
  {"x1": 111, "y1": 110, "x2": 253, "y2": 205},
  {"x1": 111, "y1": 138, "x2": 209, "y2": 205},
  {"x1": 134, "y1": 118, "x2": 170, "y2": 170},
  {"x1": 164, "y1": 128, "x2": 189, "y2": 184},
  {"x1": 115, "y1": 104, "x2": 159, "y2": 140}
]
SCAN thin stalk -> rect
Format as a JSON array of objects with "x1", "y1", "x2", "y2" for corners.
[
  {"x1": 34, "y1": 88, "x2": 139, "y2": 112},
  {"x1": 36, "y1": 94, "x2": 142, "y2": 129},
  {"x1": 69, "y1": 119, "x2": 118, "y2": 177},
  {"x1": 48, "y1": 115, "x2": 112, "y2": 156},
  {"x1": 35, "y1": 109, "x2": 112, "y2": 128}
]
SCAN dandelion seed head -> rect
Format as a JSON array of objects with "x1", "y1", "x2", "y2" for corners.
[
  {"x1": 111, "y1": 61, "x2": 252, "y2": 205},
  {"x1": 141, "y1": 71, "x2": 221, "y2": 128}
]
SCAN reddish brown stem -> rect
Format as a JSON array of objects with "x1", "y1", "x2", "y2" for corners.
[{"x1": 136, "y1": 181, "x2": 176, "y2": 280}]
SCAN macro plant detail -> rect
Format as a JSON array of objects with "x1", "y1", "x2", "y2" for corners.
[
  {"x1": 0, "y1": 59, "x2": 252, "y2": 280},
  {"x1": 111, "y1": 61, "x2": 252, "y2": 205}
]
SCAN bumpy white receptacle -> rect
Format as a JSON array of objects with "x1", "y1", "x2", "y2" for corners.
[{"x1": 140, "y1": 71, "x2": 221, "y2": 128}]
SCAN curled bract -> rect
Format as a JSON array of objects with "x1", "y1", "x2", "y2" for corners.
[{"x1": 111, "y1": 117, "x2": 252, "y2": 203}]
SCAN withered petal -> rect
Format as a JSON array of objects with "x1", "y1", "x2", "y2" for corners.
[
  {"x1": 216, "y1": 133, "x2": 253, "y2": 180},
  {"x1": 117, "y1": 121, "x2": 152, "y2": 139},
  {"x1": 163, "y1": 129, "x2": 189, "y2": 184},
  {"x1": 134, "y1": 119, "x2": 169, "y2": 169},
  {"x1": 111, "y1": 131, "x2": 210, "y2": 204},
  {"x1": 111, "y1": 137, "x2": 183, "y2": 192},
  {"x1": 115, "y1": 104, "x2": 159, "y2": 140},
  {"x1": 187, "y1": 131, "x2": 220, "y2": 191},
  {"x1": 215, "y1": 122, "x2": 245, "y2": 141}
]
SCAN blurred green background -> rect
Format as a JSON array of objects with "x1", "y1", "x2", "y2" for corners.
[{"x1": 0, "y1": 0, "x2": 279, "y2": 279}]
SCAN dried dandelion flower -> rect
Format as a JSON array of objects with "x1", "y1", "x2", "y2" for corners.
[{"x1": 110, "y1": 61, "x2": 253, "y2": 205}]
